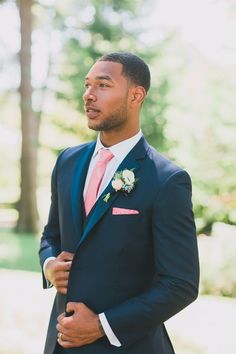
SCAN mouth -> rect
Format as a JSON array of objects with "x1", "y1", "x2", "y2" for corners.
[{"x1": 85, "y1": 106, "x2": 101, "y2": 119}]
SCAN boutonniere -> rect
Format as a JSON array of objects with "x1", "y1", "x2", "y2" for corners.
[{"x1": 103, "y1": 169, "x2": 138, "y2": 203}]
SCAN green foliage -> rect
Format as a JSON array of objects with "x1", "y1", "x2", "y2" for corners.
[
  {"x1": 192, "y1": 77, "x2": 236, "y2": 233},
  {"x1": 55, "y1": 0, "x2": 141, "y2": 110},
  {"x1": 141, "y1": 77, "x2": 170, "y2": 151},
  {"x1": 199, "y1": 223, "x2": 236, "y2": 297},
  {"x1": 165, "y1": 43, "x2": 236, "y2": 233},
  {"x1": 3, "y1": 0, "x2": 235, "y2": 235},
  {"x1": 53, "y1": 0, "x2": 170, "y2": 151},
  {"x1": 0, "y1": 228, "x2": 40, "y2": 272}
]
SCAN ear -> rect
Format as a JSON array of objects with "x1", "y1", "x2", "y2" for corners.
[{"x1": 129, "y1": 86, "x2": 146, "y2": 106}]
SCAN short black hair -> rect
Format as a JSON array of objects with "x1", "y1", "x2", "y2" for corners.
[{"x1": 98, "y1": 52, "x2": 151, "y2": 93}]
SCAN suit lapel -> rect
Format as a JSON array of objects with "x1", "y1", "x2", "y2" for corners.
[
  {"x1": 71, "y1": 142, "x2": 96, "y2": 238},
  {"x1": 76, "y1": 137, "x2": 149, "y2": 248}
]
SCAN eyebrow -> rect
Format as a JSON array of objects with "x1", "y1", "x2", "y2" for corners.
[{"x1": 85, "y1": 75, "x2": 114, "y2": 82}]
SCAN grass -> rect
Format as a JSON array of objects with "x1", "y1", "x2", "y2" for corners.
[
  {"x1": 0, "y1": 227, "x2": 41, "y2": 272},
  {"x1": 1, "y1": 269, "x2": 236, "y2": 354},
  {"x1": 1, "y1": 228, "x2": 236, "y2": 354}
]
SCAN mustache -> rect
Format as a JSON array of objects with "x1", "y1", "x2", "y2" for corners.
[{"x1": 84, "y1": 105, "x2": 100, "y2": 112}]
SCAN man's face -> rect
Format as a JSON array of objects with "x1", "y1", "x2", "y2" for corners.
[{"x1": 83, "y1": 61, "x2": 130, "y2": 132}]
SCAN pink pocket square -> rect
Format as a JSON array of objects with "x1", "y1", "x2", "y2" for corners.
[{"x1": 112, "y1": 207, "x2": 139, "y2": 215}]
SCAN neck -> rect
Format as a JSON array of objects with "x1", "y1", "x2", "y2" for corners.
[{"x1": 99, "y1": 127, "x2": 140, "y2": 147}]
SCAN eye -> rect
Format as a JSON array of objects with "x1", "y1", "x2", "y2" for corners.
[
  {"x1": 84, "y1": 83, "x2": 90, "y2": 89},
  {"x1": 100, "y1": 83, "x2": 109, "y2": 88}
]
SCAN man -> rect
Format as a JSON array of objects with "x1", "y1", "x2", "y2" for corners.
[{"x1": 39, "y1": 52, "x2": 199, "y2": 354}]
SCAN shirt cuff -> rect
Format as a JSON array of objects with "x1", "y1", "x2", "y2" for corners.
[
  {"x1": 43, "y1": 257, "x2": 56, "y2": 288},
  {"x1": 99, "y1": 313, "x2": 121, "y2": 347}
]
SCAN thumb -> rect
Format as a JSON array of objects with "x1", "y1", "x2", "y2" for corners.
[
  {"x1": 58, "y1": 251, "x2": 74, "y2": 261},
  {"x1": 66, "y1": 302, "x2": 77, "y2": 316}
]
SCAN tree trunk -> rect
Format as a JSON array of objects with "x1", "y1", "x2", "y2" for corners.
[{"x1": 16, "y1": 0, "x2": 39, "y2": 233}]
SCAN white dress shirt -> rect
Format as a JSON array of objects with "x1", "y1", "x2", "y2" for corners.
[
  {"x1": 83, "y1": 130, "x2": 142, "y2": 200},
  {"x1": 43, "y1": 130, "x2": 143, "y2": 347}
]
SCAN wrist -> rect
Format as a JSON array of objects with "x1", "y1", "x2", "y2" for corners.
[
  {"x1": 44, "y1": 260, "x2": 55, "y2": 283},
  {"x1": 43, "y1": 257, "x2": 56, "y2": 279},
  {"x1": 97, "y1": 315, "x2": 105, "y2": 338}
]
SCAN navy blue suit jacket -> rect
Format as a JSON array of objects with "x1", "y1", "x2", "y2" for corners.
[{"x1": 39, "y1": 137, "x2": 199, "y2": 354}]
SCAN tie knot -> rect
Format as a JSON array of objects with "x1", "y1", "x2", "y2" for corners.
[{"x1": 98, "y1": 148, "x2": 114, "y2": 163}]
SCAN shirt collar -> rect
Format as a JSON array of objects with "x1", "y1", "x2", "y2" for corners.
[{"x1": 92, "y1": 130, "x2": 143, "y2": 162}]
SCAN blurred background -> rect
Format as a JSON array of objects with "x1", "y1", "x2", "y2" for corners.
[{"x1": 0, "y1": 0, "x2": 236, "y2": 353}]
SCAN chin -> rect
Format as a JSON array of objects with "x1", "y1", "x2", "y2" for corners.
[{"x1": 87, "y1": 121, "x2": 102, "y2": 131}]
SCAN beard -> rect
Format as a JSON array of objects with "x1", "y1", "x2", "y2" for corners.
[{"x1": 88, "y1": 97, "x2": 129, "y2": 132}]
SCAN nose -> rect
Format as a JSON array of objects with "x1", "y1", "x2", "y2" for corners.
[{"x1": 83, "y1": 87, "x2": 97, "y2": 102}]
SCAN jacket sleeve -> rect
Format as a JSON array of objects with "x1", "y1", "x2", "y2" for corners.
[
  {"x1": 104, "y1": 170, "x2": 200, "y2": 346},
  {"x1": 38, "y1": 155, "x2": 62, "y2": 288}
]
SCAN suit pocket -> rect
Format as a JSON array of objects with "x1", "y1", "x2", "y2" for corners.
[
  {"x1": 112, "y1": 207, "x2": 140, "y2": 215},
  {"x1": 110, "y1": 209, "x2": 142, "y2": 224}
]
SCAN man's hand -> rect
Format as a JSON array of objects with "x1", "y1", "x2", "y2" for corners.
[
  {"x1": 56, "y1": 302, "x2": 105, "y2": 348},
  {"x1": 45, "y1": 251, "x2": 74, "y2": 294}
]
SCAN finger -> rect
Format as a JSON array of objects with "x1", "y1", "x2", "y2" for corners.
[
  {"x1": 56, "y1": 324, "x2": 79, "y2": 339},
  {"x1": 57, "y1": 314, "x2": 74, "y2": 330},
  {"x1": 56, "y1": 324, "x2": 66, "y2": 335},
  {"x1": 56, "y1": 324, "x2": 68, "y2": 333},
  {"x1": 54, "y1": 280, "x2": 68, "y2": 288},
  {"x1": 53, "y1": 261, "x2": 72, "y2": 272},
  {"x1": 58, "y1": 251, "x2": 74, "y2": 261},
  {"x1": 60, "y1": 332, "x2": 79, "y2": 341},
  {"x1": 54, "y1": 270, "x2": 70, "y2": 281},
  {"x1": 56, "y1": 287, "x2": 67, "y2": 295},
  {"x1": 58, "y1": 337, "x2": 77, "y2": 349},
  {"x1": 57, "y1": 332, "x2": 84, "y2": 349},
  {"x1": 56, "y1": 261, "x2": 72, "y2": 273},
  {"x1": 54, "y1": 270, "x2": 70, "y2": 280},
  {"x1": 57, "y1": 332, "x2": 72, "y2": 346},
  {"x1": 58, "y1": 335, "x2": 96, "y2": 348},
  {"x1": 57, "y1": 312, "x2": 66, "y2": 323},
  {"x1": 61, "y1": 261, "x2": 72, "y2": 271}
]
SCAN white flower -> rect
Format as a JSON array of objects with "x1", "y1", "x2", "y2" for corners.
[
  {"x1": 122, "y1": 169, "x2": 135, "y2": 185},
  {"x1": 112, "y1": 178, "x2": 123, "y2": 191},
  {"x1": 103, "y1": 168, "x2": 138, "y2": 203}
]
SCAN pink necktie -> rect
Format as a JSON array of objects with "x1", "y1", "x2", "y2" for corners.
[{"x1": 84, "y1": 148, "x2": 114, "y2": 215}]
